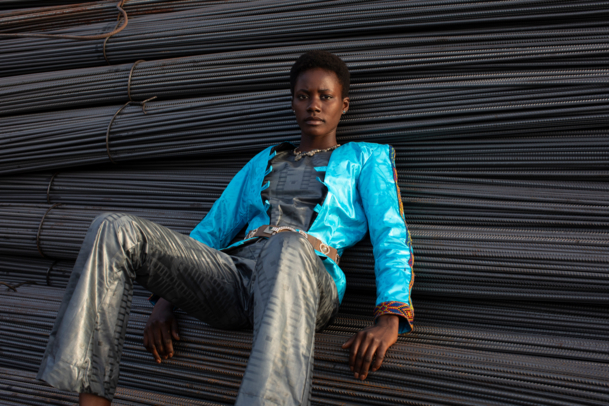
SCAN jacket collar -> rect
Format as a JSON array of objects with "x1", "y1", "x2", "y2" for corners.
[{"x1": 271, "y1": 141, "x2": 297, "y2": 154}]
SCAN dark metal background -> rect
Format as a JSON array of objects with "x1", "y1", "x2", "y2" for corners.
[{"x1": 0, "y1": 0, "x2": 608, "y2": 405}]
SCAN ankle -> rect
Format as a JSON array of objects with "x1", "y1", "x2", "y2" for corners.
[{"x1": 79, "y1": 393, "x2": 111, "y2": 406}]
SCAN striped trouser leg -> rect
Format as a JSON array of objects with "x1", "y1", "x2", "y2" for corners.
[
  {"x1": 37, "y1": 213, "x2": 253, "y2": 401},
  {"x1": 235, "y1": 232, "x2": 339, "y2": 406}
]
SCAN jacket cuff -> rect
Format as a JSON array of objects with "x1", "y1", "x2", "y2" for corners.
[{"x1": 374, "y1": 301, "x2": 414, "y2": 334}]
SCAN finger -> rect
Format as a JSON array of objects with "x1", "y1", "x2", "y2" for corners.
[
  {"x1": 360, "y1": 340, "x2": 380, "y2": 380},
  {"x1": 153, "y1": 327, "x2": 165, "y2": 358},
  {"x1": 353, "y1": 335, "x2": 373, "y2": 379},
  {"x1": 161, "y1": 327, "x2": 174, "y2": 358},
  {"x1": 143, "y1": 329, "x2": 154, "y2": 353},
  {"x1": 342, "y1": 334, "x2": 355, "y2": 349},
  {"x1": 348, "y1": 334, "x2": 363, "y2": 374},
  {"x1": 371, "y1": 344, "x2": 388, "y2": 372},
  {"x1": 171, "y1": 318, "x2": 180, "y2": 341},
  {"x1": 150, "y1": 344, "x2": 162, "y2": 363}
]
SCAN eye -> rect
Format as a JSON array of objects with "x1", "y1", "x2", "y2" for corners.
[
  {"x1": 297, "y1": 94, "x2": 307, "y2": 100},
  {"x1": 321, "y1": 94, "x2": 332, "y2": 100}
]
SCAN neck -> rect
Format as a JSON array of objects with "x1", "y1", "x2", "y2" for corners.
[{"x1": 298, "y1": 133, "x2": 338, "y2": 152}]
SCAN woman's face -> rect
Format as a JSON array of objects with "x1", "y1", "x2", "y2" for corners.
[{"x1": 292, "y1": 67, "x2": 349, "y2": 140}]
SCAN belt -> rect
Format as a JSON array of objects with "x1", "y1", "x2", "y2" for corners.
[{"x1": 246, "y1": 225, "x2": 340, "y2": 264}]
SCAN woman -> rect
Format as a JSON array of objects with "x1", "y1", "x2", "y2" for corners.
[{"x1": 37, "y1": 51, "x2": 414, "y2": 406}]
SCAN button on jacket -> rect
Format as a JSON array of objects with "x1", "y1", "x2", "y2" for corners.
[{"x1": 190, "y1": 141, "x2": 415, "y2": 333}]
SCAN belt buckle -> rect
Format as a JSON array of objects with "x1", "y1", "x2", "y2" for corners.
[
  {"x1": 264, "y1": 226, "x2": 277, "y2": 235},
  {"x1": 319, "y1": 242, "x2": 330, "y2": 255}
]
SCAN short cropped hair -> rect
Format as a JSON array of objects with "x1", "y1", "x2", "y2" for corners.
[{"x1": 290, "y1": 50, "x2": 350, "y2": 99}]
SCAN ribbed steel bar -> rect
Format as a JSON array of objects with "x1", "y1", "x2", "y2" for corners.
[
  {"x1": 0, "y1": 1, "x2": 92, "y2": 11},
  {"x1": 0, "y1": 0, "x2": 607, "y2": 76},
  {"x1": 2, "y1": 38, "x2": 609, "y2": 116},
  {"x1": 1, "y1": 0, "x2": 608, "y2": 404},
  {"x1": 0, "y1": 201, "x2": 606, "y2": 302},
  {"x1": 2, "y1": 256, "x2": 607, "y2": 340},
  {"x1": 0, "y1": 366, "x2": 225, "y2": 406},
  {"x1": 0, "y1": 0, "x2": 247, "y2": 33},
  {"x1": 1, "y1": 285, "x2": 607, "y2": 406},
  {"x1": 1, "y1": 81, "x2": 607, "y2": 175},
  {"x1": 0, "y1": 203, "x2": 203, "y2": 259},
  {"x1": 1, "y1": 149, "x2": 607, "y2": 213}
]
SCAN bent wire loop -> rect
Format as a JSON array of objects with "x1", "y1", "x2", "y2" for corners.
[
  {"x1": 0, "y1": 0, "x2": 129, "y2": 41},
  {"x1": 46, "y1": 260, "x2": 59, "y2": 287},
  {"x1": 37, "y1": 203, "x2": 63, "y2": 260},
  {"x1": 106, "y1": 59, "x2": 157, "y2": 164},
  {"x1": 46, "y1": 173, "x2": 59, "y2": 204}
]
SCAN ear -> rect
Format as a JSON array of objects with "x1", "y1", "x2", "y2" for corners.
[{"x1": 342, "y1": 97, "x2": 350, "y2": 113}]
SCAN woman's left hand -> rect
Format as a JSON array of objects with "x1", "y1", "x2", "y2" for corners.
[{"x1": 341, "y1": 314, "x2": 399, "y2": 380}]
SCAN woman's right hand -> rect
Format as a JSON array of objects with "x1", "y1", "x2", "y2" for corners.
[{"x1": 143, "y1": 298, "x2": 180, "y2": 363}]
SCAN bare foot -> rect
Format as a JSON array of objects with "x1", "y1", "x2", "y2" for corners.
[{"x1": 79, "y1": 393, "x2": 111, "y2": 406}]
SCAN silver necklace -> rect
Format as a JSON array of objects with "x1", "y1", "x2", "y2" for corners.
[{"x1": 293, "y1": 144, "x2": 340, "y2": 161}]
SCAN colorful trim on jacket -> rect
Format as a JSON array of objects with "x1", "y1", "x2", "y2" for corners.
[
  {"x1": 390, "y1": 147, "x2": 405, "y2": 221},
  {"x1": 374, "y1": 301, "x2": 414, "y2": 332},
  {"x1": 389, "y1": 146, "x2": 414, "y2": 251},
  {"x1": 387, "y1": 146, "x2": 415, "y2": 332}
]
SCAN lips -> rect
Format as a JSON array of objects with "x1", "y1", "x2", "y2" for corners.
[{"x1": 304, "y1": 116, "x2": 325, "y2": 125}]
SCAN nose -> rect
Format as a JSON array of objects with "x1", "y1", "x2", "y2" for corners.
[{"x1": 307, "y1": 96, "x2": 321, "y2": 112}]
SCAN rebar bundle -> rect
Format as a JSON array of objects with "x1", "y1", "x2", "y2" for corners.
[
  {"x1": 0, "y1": 159, "x2": 245, "y2": 209},
  {"x1": 0, "y1": 256, "x2": 73, "y2": 289},
  {"x1": 0, "y1": 203, "x2": 203, "y2": 259},
  {"x1": 0, "y1": 201, "x2": 607, "y2": 302},
  {"x1": 0, "y1": 0, "x2": 246, "y2": 33},
  {"x1": 0, "y1": 366, "x2": 224, "y2": 406},
  {"x1": 1, "y1": 153, "x2": 608, "y2": 300},
  {"x1": 1, "y1": 0, "x2": 608, "y2": 404},
  {"x1": 3, "y1": 38, "x2": 609, "y2": 117},
  {"x1": 1, "y1": 0, "x2": 608, "y2": 76},
  {"x1": 2, "y1": 82, "x2": 608, "y2": 174},
  {"x1": 0, "y1": 0, "x2": 93, "y2": 11},
  {"x1": 3, "y1": 257, "x2": 607, "y2": 340},
  {"x1": 1, "y1": 285, "x2": 608, "y2": 406}
]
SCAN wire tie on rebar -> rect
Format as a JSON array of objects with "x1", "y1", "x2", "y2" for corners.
[
  {"x1": 128, "y1": 60, "x2": 146, "y2": 101},
  {"x1": 46, "y1": 172, "x2": 59, "y2": 204},
  {"x1": 106, "y1": 96, "x2": 157, "y2": 164},
  {"x1": 104, "y1": 3, "x2": 127, "y2": 64},
  {"x1": 12, "y1": 281, "x2": 38, "y2": 290},
  {"x1": 46, "y1": 260, "x2": 58, "y2": 287},
  {"x1": 105, "y1": 58, "x2": 158, "y2": 163},
  {"x1": 36, "y1": 203, "x2": 62, "y2": 260},
  {"x1": 0, "y1": 0, "x2": 128, "y2": 41},
  {"x1": 0, "y1": 281, "x2": 17, "y2": 292},
  {"x1": 102, "y1": 19, "x2": 122, "y2": 65}
]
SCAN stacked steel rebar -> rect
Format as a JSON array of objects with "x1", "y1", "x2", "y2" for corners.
[
  {"x1": 1, "y1": 0, "x2": 608, "y2": 76},
  {"x1": 2, "y1": 86, "x2": 608, "y2": 174},
  {"x1": 0, "y1": 0, "x2": 93, "y2": 11},
  {"x1": 0, "y1": 0, "x2": 608, "y2": 405},
  {"x1": 0, "y1": 0, "x2": 248, "y2": 33},
  {"x1": 3, "y1": 40, "x2": 609, "y2": 116},
  {"x1": 0, "y1": 159, "x2": 607, "y2": 302},
  {"x1": 2, "y1": 286, "x2": 608, "y2": 406}
]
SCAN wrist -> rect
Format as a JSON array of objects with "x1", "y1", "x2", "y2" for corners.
[
  {"x1": 155, "y1": 298, "x2": 174, "y2": 312},
  {"x1": 376, "y1": 314, "x2": 400, "y2": 328}
]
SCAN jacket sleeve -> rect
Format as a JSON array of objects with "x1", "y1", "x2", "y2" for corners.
[
  {"x1": 358, "y1": 144, "x2": 414, "y2": 334},
  {"x1": 189, "y1": 159, "x2": 254, "y2": 250}
]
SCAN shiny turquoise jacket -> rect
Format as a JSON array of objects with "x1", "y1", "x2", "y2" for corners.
[{"x1": 190, "y1": 142, "x2": 414, "y2": 333}]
